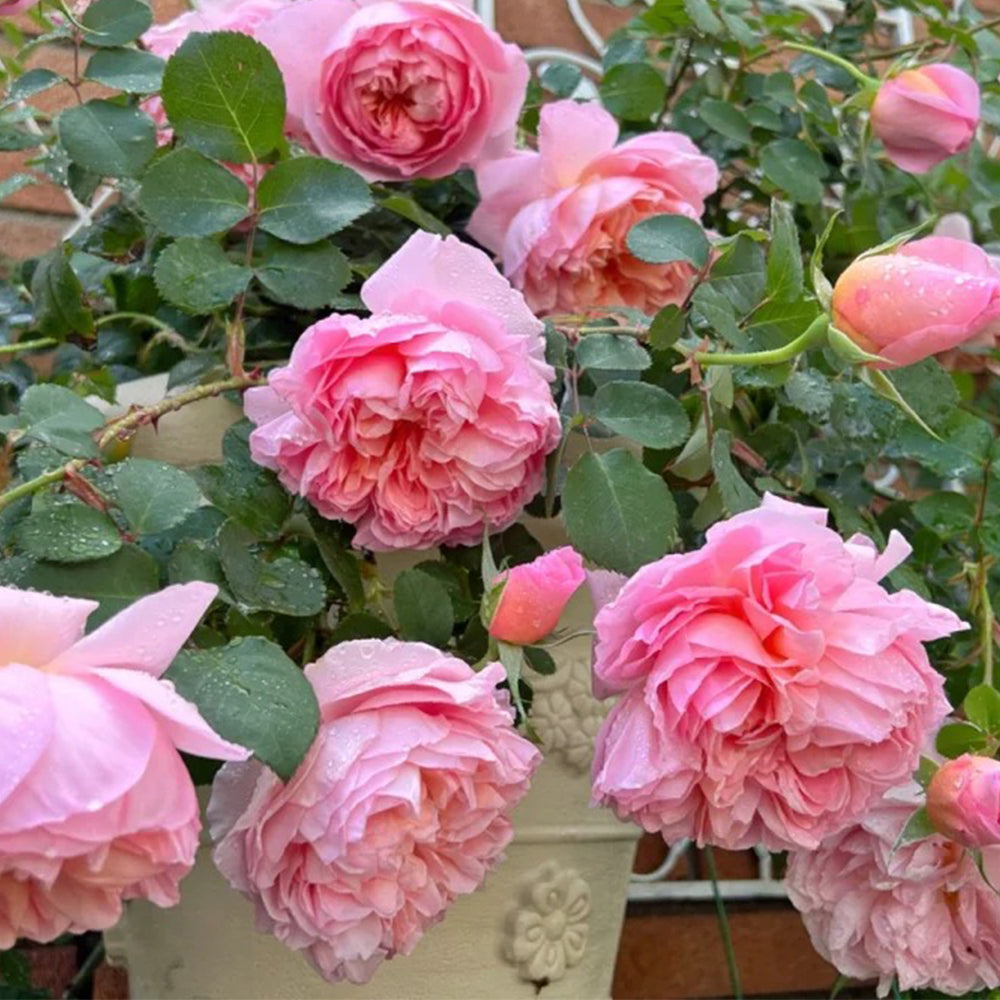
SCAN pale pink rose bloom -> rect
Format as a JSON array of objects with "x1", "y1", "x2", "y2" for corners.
[
  {"x1": 468, "y1": 100, "x2": 719, "y2": 316},
  {"x1": 832, "y1": 235, "x2": 1000, "y2": 368},
  {"x1": 208, "y1": 639, "x2": 541, "y2": 984},
  {"x1": 590, "y1": 494, "x2": 966, "y2": 852},
  {"x1": 0, "y1": 583, "x2": 248, "y2": 947},
  {"x1": 871, "y1": 64, "x2": 980, "y2": 174},
  {"x1": 244, "y1": 232, "x2": 561, "y2": 550},
  {"x1": 927, "y1": 754, "x2": 1000, "y2": 848},
  {"x1": 0, "y1": 0, "x2": 39, "y2": 15},
  {"x1": 488, "y1": 546, "x2": 585, "y2": 645},
  {"x1": 787, "y1": 786, "x2": 1000, "y2": 997},
  {"x1": 255, "y1": 0, "x2": 527, "y2": 181}
]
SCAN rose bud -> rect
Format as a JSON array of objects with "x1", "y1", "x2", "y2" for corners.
[
  {"x1": 831, "y1": 236, "x2": 1000, "y2": 368},
  {"x1": 927, "y1": 754, "x2": 1000, "y2": 848},
  {"x1": 871, "y1": 64, "x2": 980, "y2": 174},
  {"x1": 488, "y1": 547, "x2": 585, "y2": 646}
]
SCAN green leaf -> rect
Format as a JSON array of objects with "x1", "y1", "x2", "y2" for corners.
[
  {"x1": 218, "y1": 520, "x2": 327, "y2": 617},
  {"x1": 57, "y1": 100, "x2": 156, "y2": 178},
  {"x1": 915, "y1": 756, "x2": 939, "y2": 789},
  {"x1": 627, "y1": 213, "x2": 711, "y2": 268},
  {"x1": 760, "y1": 138, "x2": 825, "y2": 205},
  {"x1": 13, "y1": 545, "x2": 159, "y2": 627},
  {"x1": 600, "y1": 62, "x2": 667, "y2": 121},
  {"x1": 394, "y1": 567, "x2": 455, "y2": 647},
  {"x1": 766, "y1": 199, "x2": 803, "y2": 303},
  {"x1": 8, "y1": 68, "x2": 62, "y2": 101},
  {"x1": 912, "y1": 491, "x2": 976, "y2": 536},
  {"x1": 256, "y1": 157, "x2": 373, "y2": 244},
  {"x1": 166, "y1": 636, "x2": 320, "y2": 781},
  {"x1": 191, "y1": 422, "x2": 291, "y2": 538},
  {"x1": 17, "y1": 383, "x2": 104, "y2": 456},
  {"x1": 308, "y1": 510, "x2": 365, "y2": 612},
  {"x1": 139, "y1": 148, "x2": 249, "y2": 237},
  {"x1": 891, "y1": 410, "x2": 993, "y2": 481},
  {"x1": 936, "y1": 721, "x2": 989, "y2": 758},
  {"x1": 380, "y1": 193, "x2": 451, "y2": 235},
  {"x1": 683, "y1": 0, "x2": 722, "y2": 33},
  {"x1": 563, "y1": 448, "x2": 676, "y2": 575},
  {"x1": 649, "y1": 304, "x2": 685, "y2": 350},
  {"x1": 154, "y1": 237, "x2": 251, "y2": 313},
  {"x1": 0, "y1": 173, "x2": 36, "y2": 203},
  {"x1": 168, "y1": 538, "x2": 227, "y2": 590},
  {"x1": 892, "y1": 806, "x2": 936, "y2": 851},
  {"x1": 540, "y1": 61, "x2": 582, "y2": 97},
  {"x1": 711, "y1": 429, "x2": 759, "y2": 514},
  {"x1": 889, "y1": 358, "x2": 959, "y2": 432},
  {"x1": 964, "y1": 684, "x2": 1000, "y2": 735},
  {"x1": 30, "y1": 247, "x2": 94, "y2": 340},
  {"x1": 329, "y1": 612, "x2": 394, "y2": 643},
  {"x1": 524, "y1": 645, "x2": 557, "y2": 675},
  {"x1": 575, "y1": 333, "x2": 651, "y2": 372},
  {"x1": 109, "y1": 458, "x2": 202, "y2": 534},
  {"x1": 254, "y1": 236, "x2": 350, "y2": 309},
  {"x1": 497, "y1": 639, "x2": 530, "y2": 723},
  {"x1": 699, "y1": 98, "x2": 751, "y2": 142},
  {"x1": 161, "y1": 31, "x2": 286, "y2": 163},
  {"x1": 15, "y1": 503, "x2": 122, "y2": 563},
  {"x1": 81, "y1": 0, "x2": 152, "y2": 47},
  {"x1": 84, "y1": 48, "x2": 164, "y2": 93},
  {"x1": 593, "y1": 381, "x2": 689, "y2": 448}
]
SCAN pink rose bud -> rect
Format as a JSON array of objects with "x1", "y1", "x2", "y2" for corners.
[
  {"x1": 927, "y1": 754, "x2": 1000, "y2": 848},
  {"x1": 831, "y1": 236, "x2": 1000, "y2": 368},
  {"x1": 0, "y1": 0, "x2": 39, "y2": 14},
  {"x1": 871, "y1": 64, "x2": 980, "y2": 174},
  {"x1": 488, "y1": 546, "x2": 585, "y2": 646}
]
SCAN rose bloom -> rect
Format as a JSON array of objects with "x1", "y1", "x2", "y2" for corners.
[
  {"x1": 590, "y1": 493, "x2": 966, "y2": 852},
  {"x1": 787, "y1": 787, "x2": 1000, "y2": 997},
  {"x1": 0, "y1": 583, "x2": 247, "y2": 947},
  {"x1": 871, "y1": 64, "x2": 980, "y2": 174},
  {"x1": 0, "y1": 0, "x2": 39, "y2": 15},
  {"x1": 209, "y1": 639, "x2": 540, "y2": 984},
  {"x1": 927, "y1": 754, "x2": 1000, "y2": 848},
  {"x1": 245, "y1": 232, "x2": 561, "y2": 550},
  {"x1": 255, "y1": 0, "x2": 527, "y2": 181},
  {"x1": 468, "y1": 100, "x2": 719, "y2": 317},
  {"x1": 488, "y1": 546, "x2": 585, "y2": 645},
  {"x1": 832, "y1": 236, "x2": 1000, "y2": 368}
]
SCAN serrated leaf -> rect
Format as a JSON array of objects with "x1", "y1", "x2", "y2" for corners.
[
  {"x1": 766, "y1": 199, "x2": 803, "y2": 303},
  {"x1": 593, "y1": 380, "x2": 689, "y2": 448},
  {"x1": 308, "y1": 510, "x2": 364, "y2": 612},
  {"x1": 8, "y1": 68, "x2": 61, "y2": 101},
  {"x1": 140, "y1": 148, "x2": 248, "y2": 237},
  {"x1": 253, "y1": 236, "x2": 350, "y2": 309},
  {"x1": 649, "y1": 304, "x2": 685, "y2": 350},
  {"x1": 166, "y1": 636, "x2": 319, "y2": 781},
  {"x1": 965, "y1": 684, "x2": 1000, "y2": 736},
  {"x1": 627, "y1": 213, "x2": 711, "y2": 267},
  {"x1": 380, "y1": 193, "x2": 451, "y2": 235},
  {"x1": 563, "y1": 448, "x2": 676, "y2": 575},
  {"x1": 699, "y1": 98, "x2": 751, "y2": 142},
  {"x1": 937, "y1": 721, "x2": 989, "y2": 759},
  {"x1": 575, "y1": 334, "x2": 651, "y2": 372},
  {"x1": 394, "y1": 567, "x2": 454, "y2": 647},
  {"x1": 892, "y1": 806, "x2": 936, "y2": 852},
  {"x1": 711, "y1": 429, "x2": 759, "y2": 514},
  {"x1": 57, "y1": 100, "x2": 156, "y2": 178},
  {"x1": 154, "y1": 237, "x2": 251, "y2": 313},
  {"x1": 30, "y1": 247, "x2": 94, "y2": 341},
  {"x1": 256, "y1": 157, "x2": 372, "y2": 244},
  {"x1": 17, "y1": 383, "x2": 104, "y2": 456},
  {"x1": 161, "y1": 31, "x2": 285, "y2": 163},
  {"x1": 912, "y1": 491, "x2": 975, "y2": 536},
  {"x1": 15, "y1": 503, "x2": 122, "y2": 563},
  {"x1": 109, "y1": 458, "x2": 202, "y2": 534},
  {"x1": 600, "y1": 62, "x2": 666, "y2": 121},
  {"x1": 760, "y1": 138, "x2": 825, "y2": 205},
  {"x1": 0, "y1": 173, "x2": 36, "y2": 203},
  {"x1": 85, "y1": 48, "x2": 165, "y2": 93},
  {"x1": 80, "y1": 0, "x2": 151, "y2": 47}
]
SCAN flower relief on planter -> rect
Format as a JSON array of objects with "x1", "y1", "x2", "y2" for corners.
[{"x1": 2, "y1": 0, "x2": 1000, "y2": 997}]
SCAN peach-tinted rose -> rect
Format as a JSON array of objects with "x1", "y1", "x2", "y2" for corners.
[
  {"x1": 831, "y1": 236, "x2": 1000, "y2": 368},
  {"x1": 787, "y1": 787, "x2": 1000, "y2": 997},
  {"x1": 245, "y1": 232, "x2": 561, "y2": 550},
  {"x1": 871, "y1": 64, "x2": 980, "y2": 174},
  {"x1": 927, "y1": 754, "x2": 1000, "y2": 848},
  {"x1": 468, "y1": 100, "x2": 719, "y2": 316},
  {"x1": 590, "y1": 494, "x2": 966, "y2": 852},
  {"x1": 209, "y1": 639, "x2": 540, "y2": 984},
  {"x1": 0, "y1": 583, "x2": 248, "y2": 947},
  {"x1": 488, "y1": 546, "x2": 585, "y2": 645},
  {"x1": 255, "y1": 0, "x2": 527, "y2": 181}
]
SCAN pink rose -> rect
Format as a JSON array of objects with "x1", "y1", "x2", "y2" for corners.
[
  {"x1": 467, "y1": 100, "x2": 719, "y2": 316},
  {"x1": 871, "y1": 64, "x2": 980, "y2": 174},
  {"x1": 0, "y1": 583, "x2": 248, "y2": 948},
  {"x1": 208, "y1": 639, "x2": 540, "y2": 984},
  {"x1": 927, "y1": 754, "x2": 1000, "y2": 848},
  {"x1": 0, "y1": 0, "x2": 39, "y2": 15},
  {"x1": 831, "y1": 236, "x2": 1000, "y2": 368},
  {"x1": 255, "y1": 0, "x2": 528, "y2": 181},
  {"x1": 245, "y1": 232, "x2": 561, "y2": 550},
  {"x1": 590, "y1": 494, "x2": 966, "y2": 852},
  {"x1": 488, "y1": 546, "x2": 585, "y2": 645},
  {"x1": 787, "y1": 787, "x2": 1000, "y2": 997}
]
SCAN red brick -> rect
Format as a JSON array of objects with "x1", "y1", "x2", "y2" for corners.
[{"x1": 0, "y1": 208, "x2": 70, "y2": 260}]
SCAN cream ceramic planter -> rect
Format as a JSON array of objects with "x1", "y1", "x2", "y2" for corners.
[{"x1": 100, "y1": 376, "x2": 640, "y2": 999}]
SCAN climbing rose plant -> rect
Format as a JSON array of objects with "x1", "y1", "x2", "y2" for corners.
[{"x1": 1, "y1": 0, "x2": 1000, "y2": 994}]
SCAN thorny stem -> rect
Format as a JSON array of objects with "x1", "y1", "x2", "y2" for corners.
[
  {"x1": 704, "y1": 847, "x2": 743, "y2": 1000},
  {"x1": 0, "y1": 373, "x2": 264, "y2": 512},
  {"x1": 229, "y1": 160, "x2": 260, "y2": 376}
]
